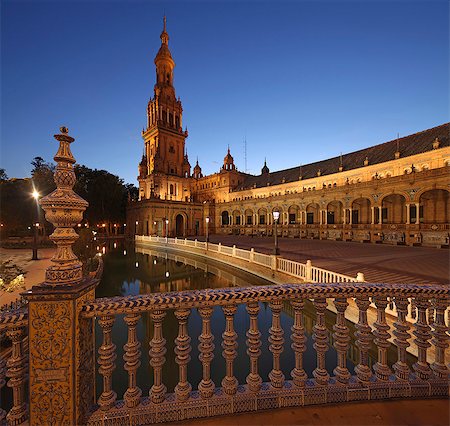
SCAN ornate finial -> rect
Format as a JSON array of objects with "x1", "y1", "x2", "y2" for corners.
[
  {"x1": 160, "y1": 15, "x2": 169, "y2": 44},
  {"x1": 39, "y1": 127, "x2": 88, "y2": 286},
  {"x1": 395, "y1": 133, "x2": 401, "y2": 159},
  {"x1": 432, "y1": 137, "x2": 440, "y2": 149},
  {"x1": 364, "y1": 156, "x2": 369, "y2": 166},
  {"x1": 163, "y1": 15, "x2": 167, "y2": 31}
]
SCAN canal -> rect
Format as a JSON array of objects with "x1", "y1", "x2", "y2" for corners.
[{"x1": 95, "y1": 241, "x2": 416, "y2": 399}]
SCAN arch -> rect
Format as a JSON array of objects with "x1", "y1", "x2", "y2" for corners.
[
  {"x1": 244, "y1": 208, "x2": 254, "y2": 225},
  {"x1": 306, "y1": 203, "x2": 319, "y2": 224},
  {"x1": 381, "y1": 194, "x2": 406, "y2": 224},
  {"x1": 175, "y1": 213, "x2": 186, "y2": 237},
  {"x1": 232, "y1": 209, "x2": 242, "y2": 226},
  {"x1": 257, "y1": 207, "x2": 268, "y2": 225},
  {"x1": 327, "y1": 200, "x2": 343, "y2": 224},
  {"x1": 288, "y1": 204, "x2": 300, "y2": 224},
  {"x1": 221, "y1": 210, "x2": 230, "y2": 226},
  {"x1": 351, "y1": 198, "x2": 371, "y2": 224},
  {"x1": 419, "y1": 189, "x2": 450, "y2": 224}
]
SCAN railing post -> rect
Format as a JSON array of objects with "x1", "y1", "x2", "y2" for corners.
[
  {"x1": 218, "y1": 242, "x2": 221, "y2": 253},
  {"x1": 413, "y1": 297, "x2": 432, "y2": 380},
  {"x1": 250, "y1": 247, "x2": 255, "y2": 262},
  {"x1": 354, "y1": 296, "x2": 373, "y2": 382},
  {"x1": 123, "y1": 313, "x2": 142, "y2": 407},
  {"x1": 373, "y1": 296, "x2": 392, "y2": 381},
  {"x1": 306, "y1": 260, "x2": 312, "y2": 282},
  {"x1": 198, "y1": 307, "x2": 215, "y2": 398},
  {"x1": 270, "y1": 255, "x2": 278, "y2": 271},
  {"x1": 312, "y1": 298, "x2": 330, "y2": 385},
  {"x1": 356, "y1": 272, "x2": 365, "y2": 282},
  {"x1": 290, "y1": 299, "x2": 307, "y2": 386},
  {"x1": 222, "y1": 305, "x2": 238, "y2": 395},
  {"x1": 24, "y1": 127, "x2": 97, "y2": 425},
  {"x1": 392, "y1": 297, "x2": 411, "y2": 380},
  {"x1": 174, "y1": 308, "x2": 192, "y2": 401},
  {"x1": 232, "y1": 244, "x2": 236, "y2": 257},
  {"x1": 194, "y1": 239, "x2": 198, "y2": 248},
  {"x1": 246, "y1": 302, "x2": 262, "y2": 392},
  {"x1": 149, "y1": 310, "x2": 167, "y2": 403},
  {"x1": 431, "y1": 296, "x2": 449, "y2": 379},
  {"x1": 269, "y1": 300, "x2": 285, "y2": 388},
  {"x1": 333, "y1": 298, "x2": 350, "y2": 383}
]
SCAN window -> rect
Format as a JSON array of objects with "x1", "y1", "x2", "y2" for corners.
[
  {"x1": 169, "y1": 184, "x2": 174, "y2": 195},
  {"x1": 327, "y1": 211, "x2": 335, "y2": 224},
  {"x1": 289, "y1": 213, "x2": 296, "y2": 224},
  {"x1": 306, "y1": 212, "x2": 314, "y2": 224},
  {"x1": 246, "y1": 215, "x2": 253, "y2": 225},
  {"x1": 235, "y1": 216, "x2": 241, "y2": 225},
  {"x1": 259, "y1": 215, "x2": 265, "y2": 225}
]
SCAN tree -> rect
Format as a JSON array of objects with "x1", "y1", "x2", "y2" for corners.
[
  {"x1": 0, "y1": 168, "x2": 8, "y2": 181},
  {"x1": 31, "y1": 156, "x2": 55, "y2": 197}
]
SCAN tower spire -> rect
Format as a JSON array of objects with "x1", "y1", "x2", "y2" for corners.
[{"x1": 160, "y1": 15, "x2": 169, "y2": 45}]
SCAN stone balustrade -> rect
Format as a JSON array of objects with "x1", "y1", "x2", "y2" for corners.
[{"x1": 76, "y1": 282, "x2": 448, "y2": 425}]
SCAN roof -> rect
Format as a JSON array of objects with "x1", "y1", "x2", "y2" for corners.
[{"x1": 236, "y1": 123, "x2": 449, "y2": 191}]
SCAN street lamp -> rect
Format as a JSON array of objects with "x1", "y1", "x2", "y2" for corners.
[
  {"x1": 272, "y1": 210, "x2": 280, "y2": 255},
  {"x1": 205, "y1": 217, "x2": 210, "y2": 243},
  {"x1": 165, "y1": 219, "x2": 169, "y2": 242},
  {"x1": 135, "y1": 220, "x2": 138, "y2": 235},
  {"x1": 32, "y1": 190, "x2": 40, "y2": 260}
]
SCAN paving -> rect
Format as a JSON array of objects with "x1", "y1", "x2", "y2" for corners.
[{"x1": 203, "y1": 235, "x2": 449, "y2": 285}]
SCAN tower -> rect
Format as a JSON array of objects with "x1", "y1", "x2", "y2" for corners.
[{"x1": 138, "y1": 17, "x2": 191, "y2": 201}]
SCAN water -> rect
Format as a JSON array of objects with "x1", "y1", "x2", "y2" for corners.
[{"x1": 95, "y1": 242, "x2": 416, "y2": 399}]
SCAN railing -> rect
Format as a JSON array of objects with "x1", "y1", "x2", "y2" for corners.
[
  {"x1": 135, "y1": 235, "x2": 361, "y2": 284},
  {"x1": 80, "y1": 283, "x2": 449, "y2": 425}
]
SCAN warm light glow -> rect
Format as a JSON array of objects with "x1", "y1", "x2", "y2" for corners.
[
  {"x1": 35, "y1": 223, "x2": 39, "y2": 227},
  {"x1": 153, "y1": 259, "x2": 157, "y2": 265},
  {"x1": 135, "y1": 261, "x2": 139, "y2": 268},
  {"x1": 123, "y1": 250, "x2": 127, "y2": 256},
  {"x1": 165, "y1": 219, "x2": 169, "y2": 224},
  {"x1": 102, "y1": 247, "x2": 106, "y2": 254},
  {"x1": 102, "y1": 223, "x2": 106, "y2": 227},
  {"x1": 32, "y1": 190, "x2": 40, "y2": 200},
  {"x1": 206, "y1": 217, "x2": 210, "y2": 223},
  {"x1": 272, "y1": 211, "x2": 280, "y2": 221},
  {"x1": 165, "y1": 271, "x2": 170, "y2": 278},
  {"x1": 113, "y1": 242, "x2": 117, "y2": 248},
  {"x1": 123, "y1": 223, "x2": 127, "y2": 227},
  {"x1": 77, "y1": 224, "x2": 81, "y2": 227},
  {"x1": 135, "y1": 221, "x2": 138, "y2": 225}
]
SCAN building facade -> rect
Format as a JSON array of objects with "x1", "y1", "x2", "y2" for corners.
[{"x1": 127, "y1": 19, "x2": 450, "y2": 248}]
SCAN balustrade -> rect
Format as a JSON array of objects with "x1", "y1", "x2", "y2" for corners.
[{"x1": 1, "y1": 283, "x2": 449, "y2": 425}]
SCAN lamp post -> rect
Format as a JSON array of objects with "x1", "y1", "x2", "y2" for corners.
[
  {"x1": 32, "y1": 190, "x2": 40, "y2": 260},
  {"x1": 205, "y1": 216, "x2": 210, "y2": 247},
  {"x1": 272, "y1": 210, "x2": 280, "y2": 255},
  {"x1": 165, "y1": 218, "x2": 169, "y2": 242},
  {"x1": 135, "y1": 220, "x2": 138, "y2": 236}
]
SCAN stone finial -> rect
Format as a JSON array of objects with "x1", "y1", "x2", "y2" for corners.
[
  {"x1": 364, "y1": 156, "x2": 369, "y2": 166},
  {"x1": 432, "y1": 137, "x2": 440, "y2": 149},
  {"x1": 39, "y1": 127, "x2": 88, "y2": 286},
  {"x1": 317, "y1": 169, "x2": 321, "y2": 177}
]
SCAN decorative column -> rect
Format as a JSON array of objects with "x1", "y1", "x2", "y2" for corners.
[
  {"x1": 371, "y1": 207, "x2": 375, "y2": 225},
  {"x1": 406, "y1": 203, "x2": 411, "y2": 224},
  {"x1": 25, "y1": 127, "x2": 97, "y2": 425},
  {"x1": 97, "y1": 315, "x2": 117, "y2": 410},
  {"x1": 349, "y1": 208, "x2": 353, "y2": 225},
  {"x1": 333, "y1": 298, "x2": 350, "y2": 383},
  {"x1": 373, "y1": 297, "x2": 392, "y2": 381},
  {"x1": 123, "y1": 313, "x2": 142, "y2": 407},
  {"x1": 431, "y1": 297, "x2": 449, "y2": 379},
  {"x1": 6, "y1": 326, "x2": 27, "y2": 425},
  {"x1": 174, "y1": 308, "x2": 192, "y2": 401},
  {"x1": 343, "y1": 209, "x2": 347, "y2": 225},
  {"x1": 198, "y1": 307, "x2": 215, "y2": 398},
  {"x1": 354, "y1": 296, "x2": 373, "y2": 382},
  {"x1": 246, "y1": 302, "x2": 262, "y2": 392},
  {"x1": 392, "y1": 297, "x2": 410, "y2": 380},
  {"x1": 222, "y1": 305, "x2": 238, "y2": 395},
  {"x1": 378, "y1": 207, "x2": 383, "y2": 224},
  {"x1": 415, "y1": 203, "x2": 420, "y2": 224},
  {"x1": 290, "y1": 299, "x2": 307, "y2": 386},
  {"x1": 268, "y1": 300, "x2": 285, "y2": 388},
  {"x1": 312, "y1": 298, "x2": 330, "y2": 385},
  {"x1": 149, "y1": 310, "x2": 167, "y2": 403},
  {"x1": 412, "y1": 298, "x2": 432, "y2": 379}
]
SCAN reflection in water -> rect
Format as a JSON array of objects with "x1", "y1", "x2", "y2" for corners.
[{"x1": 95, "y1": 242, "x2": 416, "y2": 399}]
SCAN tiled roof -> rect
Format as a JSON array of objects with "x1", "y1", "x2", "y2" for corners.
[{"x1": 236, "y1": 123, "x2": 449, "y2": 191}]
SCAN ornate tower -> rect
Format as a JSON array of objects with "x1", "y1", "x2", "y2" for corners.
[{"x1": 139, "y1": 17, "x2": 190, "y2": 200}]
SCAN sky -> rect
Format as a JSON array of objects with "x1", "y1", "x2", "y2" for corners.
[{"x1": 1, "y1": 0, "x2": 448, "y2": 184}]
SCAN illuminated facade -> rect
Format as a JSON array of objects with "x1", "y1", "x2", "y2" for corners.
[{"x1": 128, "y1": 19, "x2": 450, "y2": 247}]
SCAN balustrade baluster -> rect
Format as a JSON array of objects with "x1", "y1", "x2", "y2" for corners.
[
  {"x1": 0, "y1": 353, "x2": 6, "y2": 423},
  {"x1": 5, "y1": 326, "x2": 27, "y2": 425},
  {"x1": 333, "y1": 298, "x2": 350, "y2": 383},
  {"x1": 412, "y1": 297, "x2": 432, "y2": 380},
  {"x1": 392, "y1": 297, "x2": 410, "y2": 380},
  {"x1": 246, "y1": 302, "x2": 262, "y2": 392},
  {"x1": 221, "y1": 304, "x2": 238, "y2": 395},
  {"x1": 97, "y1": 315, "x2": 117, "y2": 410},
  {"x1": 431, "y1": 297, "x2": 449, "y2": 379},
  {"x1": 354, "y1": 296, "x2": 373, "y2": 382},
  {"x1": 312, "y1": 298, "x2": 330, "y2": 385},
  {"x1": 123, "y1": 313, "x2": 142, "y2": 407},
  {"x1": 174, "y1": 308, "x2": 192, "y2": 401},
  {"x1": 373, "y1": 297, "x2": 392, "y2": 381},
  {"x1": 269, "y1": 300, "x2": 285, "y2": 388},
  {"x1": 290, "y1": 299, "x2": 307, "y2": 386},
  {"x1": 198, "y1": 307, "x2": 215, "y2": 398},
  {"x1": 149, "y1": 310, "x2": 167, "y2": 403}
]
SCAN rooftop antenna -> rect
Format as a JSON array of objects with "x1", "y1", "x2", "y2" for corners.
[{"x1": 243, "y1": 132, "x2": 248, "y2": 173}]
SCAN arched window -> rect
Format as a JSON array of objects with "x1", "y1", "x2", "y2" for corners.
[{"x1": 169, "y1": 184, "x2": 174, "y2": 195}]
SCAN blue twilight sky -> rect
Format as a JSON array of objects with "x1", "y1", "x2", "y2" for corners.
[{"x1": 1, "y1": 0, "x2": 448, "y2": 184}]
